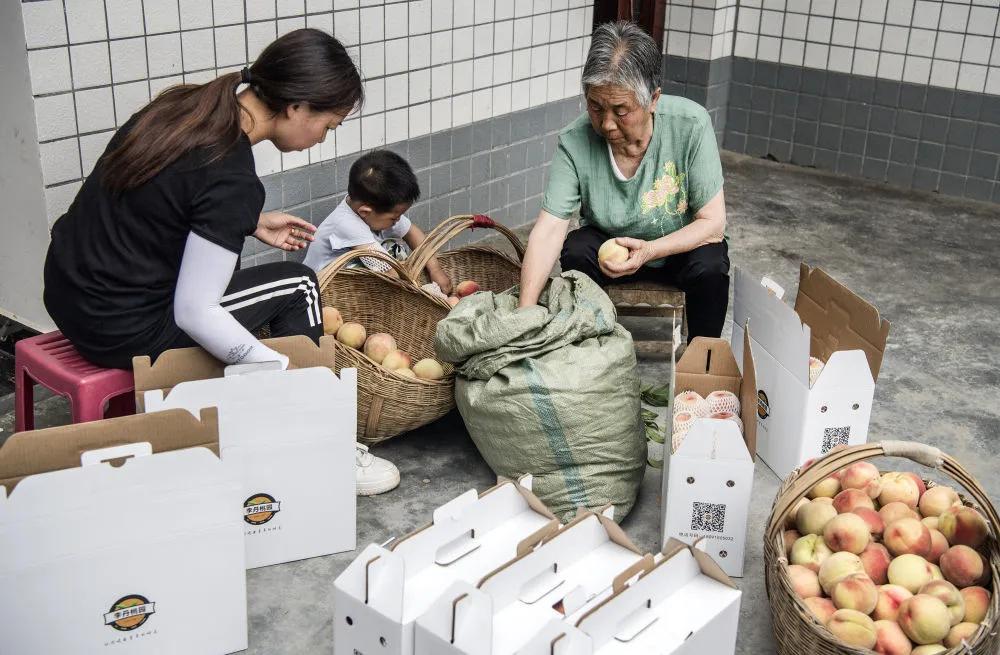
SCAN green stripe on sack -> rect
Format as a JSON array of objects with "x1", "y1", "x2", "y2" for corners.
[{"x1": 523, "y1": 360, "x2": 589, "y2": 508}]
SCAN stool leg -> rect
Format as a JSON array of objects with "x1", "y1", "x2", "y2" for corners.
[
  {"x1": 70, "y1": 388, "x2": 108, "y2": 424},
  {"x1": 14, "y1": 366, "x2": 35, "y2": 433},
  {"x1": 105, "y1": 392, "x2": 136, "y2": 419}
]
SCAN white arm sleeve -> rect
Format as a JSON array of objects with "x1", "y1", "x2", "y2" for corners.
[{"x1": 174, "y1": 232, "x2": 289, "y2": 369}]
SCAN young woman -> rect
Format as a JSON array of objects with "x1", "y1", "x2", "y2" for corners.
[{"x1": 44, "y1": 29, "x2": 362, "y2": 372}]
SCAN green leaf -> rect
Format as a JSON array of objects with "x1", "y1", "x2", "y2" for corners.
[
  {"x1": 641, "y1": 408, "x2": 659, "y2": 422},
  {"x1": 641, "y1": 383, "x2": 671, "y2": 407}
]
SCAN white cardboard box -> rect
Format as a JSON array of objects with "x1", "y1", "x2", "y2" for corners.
[
  {"x1": 661, "y1": 332, "x2": 758, "y2": 577},
  {"x1": 730, "y1": 265, "x2": 890, "y2": 479},
  {"x1": 134, "y1": 335, "x2": 357, "y2": 569},
  {"x1": 0, "y1": 409, "x2": 248, "y2": 654},
  {"x1": 334, "y1": 476, "x2": 559, "y2": 655},
  {"x1": 414, "y1": 507, "x2": 646, "y2": 655}
]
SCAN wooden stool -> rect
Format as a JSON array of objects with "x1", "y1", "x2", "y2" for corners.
[{"x1": 605, "y1": 280, "x2": 686, "y2": 356}]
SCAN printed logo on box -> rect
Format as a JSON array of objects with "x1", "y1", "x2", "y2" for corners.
[
  {"x1": 757, "y1": 390, "x2": 770, "y2": 420},
  {"x1": 104, "y1": 594, "x2": 155, "y2": 632},
  {"x1": 243, "y1": 493, "x2": 281, "y2": 525}
]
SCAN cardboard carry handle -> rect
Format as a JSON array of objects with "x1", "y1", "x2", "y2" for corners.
[
  {"x1": 81, "y1": 442, "x2": 153, "y2": 467},
  {"x1": 612, "y1": 554, "x2": 655, "y2": 594}
]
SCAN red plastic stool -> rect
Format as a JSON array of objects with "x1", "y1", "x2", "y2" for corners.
[{"x1": 14, "y1": 331, "x2": 135, "y2": 432}]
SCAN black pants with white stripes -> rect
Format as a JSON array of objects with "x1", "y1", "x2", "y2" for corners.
[{"x1": 165, "y1": 260, "x2": 323, "y2": 353}]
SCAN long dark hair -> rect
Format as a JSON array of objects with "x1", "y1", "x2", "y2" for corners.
[{"x1": 101, "y1": 29, "x2": 363, "y2": 193}]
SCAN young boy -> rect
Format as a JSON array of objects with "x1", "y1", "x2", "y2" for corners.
[{"x1": 304, "y1": 150, "x2": 452, "y2": 295}]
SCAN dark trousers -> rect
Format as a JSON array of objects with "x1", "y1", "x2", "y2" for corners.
[{"x1": 560, "y1": 226, "x2": 731, "y2": 340}]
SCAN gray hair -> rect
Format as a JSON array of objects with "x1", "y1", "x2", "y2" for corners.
[{"x1": 582, "y1": 21, "x2": 661, "y2": 107}]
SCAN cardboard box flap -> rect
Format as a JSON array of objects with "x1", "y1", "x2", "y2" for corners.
[
  {"x1": 0, "y1": 408, "x2": 219, "y2": 493},
  {"x1": 739, "y1": 324, "x2": 758, "y2": 459},
  {"x1": 674, "y1": 337, "x2": 742, "y2": 397},
  {"x1": 668, "y1": 538, "x2": 739, "y2": 590},
  {"x1": 793, "y1": 264, "x2": 889, "y2": 380},
  {"x1": 132, "y1": 335, "x2": 338, "y2": 409}
]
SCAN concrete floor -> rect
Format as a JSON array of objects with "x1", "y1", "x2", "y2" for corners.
[{"x1": 2, "y1": 151, "x2": 998, "y2": 654}]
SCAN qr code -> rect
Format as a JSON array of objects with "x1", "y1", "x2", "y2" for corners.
[
  {"x1": 822, "y1": 426, "x2": 851, "y2": 453},
  {"x1": 690, "y1": 502, "x2": 726, "y2": 533}
]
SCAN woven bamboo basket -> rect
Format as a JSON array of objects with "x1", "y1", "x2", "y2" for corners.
[
  {"x1": 406, "y1": 214, "x2": 525, "y2": 293},
  {"x1": 765, "y1": 441, "x2": 999, "y2": 654},
  {"x1": 316, "y1": 249, "x2": 455, "y2": 446}
]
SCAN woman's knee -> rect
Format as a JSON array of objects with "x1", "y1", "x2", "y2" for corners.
[{"x1": 683, "y1": 244, "x2": 730, "y2": 289}]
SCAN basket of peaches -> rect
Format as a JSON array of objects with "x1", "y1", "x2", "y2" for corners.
[{"x1": 765, "y1": 441, "x2": 998, "y2": 654}]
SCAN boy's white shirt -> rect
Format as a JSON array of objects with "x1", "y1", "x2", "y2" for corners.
[{"x1": 303, "y1": 198, "x2": 412, "y2": 272}]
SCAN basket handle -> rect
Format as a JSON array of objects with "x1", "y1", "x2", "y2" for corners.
[
  {"x1": 765, "y1": 441, "x2": 1000, "y2": 542},
  {"x1": 315, "y1": 248, "x2": 451, "y2": 309},
  {"x1": 405, "y1": 214, "x2": 527, "y2": 279}
]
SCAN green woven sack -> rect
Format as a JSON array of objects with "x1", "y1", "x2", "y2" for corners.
[{"x1": 435, "y1": 271, "x2": 645, "y2": 522}]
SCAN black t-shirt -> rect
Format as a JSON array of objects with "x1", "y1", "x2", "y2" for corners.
[{"x1": 43, "y1": 120, "x2": 264, "y2": 365}]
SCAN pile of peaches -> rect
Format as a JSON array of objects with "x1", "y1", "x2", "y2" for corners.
[{"x1": 783, "y1": 461, "x2": 993, "y2": 653}]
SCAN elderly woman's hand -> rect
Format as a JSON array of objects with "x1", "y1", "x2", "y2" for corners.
[{"x1": 600, "y1": 237, "x2": 657, "y2": 278}]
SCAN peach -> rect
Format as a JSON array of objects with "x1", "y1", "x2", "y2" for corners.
[
  {"x1": 785, "y1": 497, "x2": 810, "y2": 530},
  {"x1": 809, "y1": 474, "x2": 842, "y2": 499},
  {"x1": 860, "y1": 543, "x2": 892, "y2": 585},
  {"x1": 841, "y1": 461, "x2": 883, "y2": 498},
  {"x1": 929, "y1": 564, "x2": 944, "y2": 581},
  {"x1": 788, "y1": 564, "x2": 822, "y2": 599},
  {"x1": 888, "y1": 554, "x2": 935, "y2": 594},
  {"x1": 911, "y1": 647, "x2": 947, "y2": 655},
  {"x1": 382, "y1": 349, "x2": 412, "y2": 370},
  {"x1": 322, "y1": 306, "x2": 343, "y2": 335},
  {"x1": 797, "y1": 499, "x2": 838, "y2": 535},
  {"x1": 873, "y1": 619, "x2": 914, "y2": 655},
  {"x1": 820, "y1": 552, "x2": 866, "y2": 594},
  {"x1": 336, "y1": 322, "x2": 367, "y2": 349},
  {"x1": 919, "y1": 580, "x2": 965, "y2": 626},
  {"x1": 363, "y1": 333, "x2": 397, "y2": 363},
  {"x1": 784, "y1": 529, "x2": 801, "y2": 556},
  {"x1": 447, "y1": 295, "x2": 460, "y2": 307},
  {"x1": 922, "y1": 516, "x2": 939, "y2": 531},
  {"x1": 412, "y1": 358, "x2": 445, "y2": 381},
  {"x1": 873, "y1": 584, "x2": 914, "y2": 621},
  {"x1": 943, "y1": 622, "x2": 980, "y2": 648},
  {"x1": 927, "y1": 529, "x2": 949, "y2": 564},
  {"x1": 881, "y1": 501, "x2": 921, "y2": 526},
  {"x1": 395, "y1": 368, "x2": 416, "y2": 378},
  {"x1": 814, "y1": 497, "x2": 835, "y2": 506},
  {"x1": 828, "y1": 609, "x2": 877, "y2": 649},
  {"x1": 834, "y1": 488, "x2": 877, "y2": 514},
  {"x1": 899, "y1": 594, "x2": 952, "y2": 645},
  {"x1": 880, "y1": 472, "x2": 921, "y2": 508},
  {"x1": 455, "y1": 280, "x2": 480, "y2": 297},
  {"x1": 832, "y1": 573, "x2": 878, "y2": 613},
  {"x1": 824, "y1": 512, "x2": 871, "y2": 554},
  {"x1": 853, "y1": 507, "x2": 886, "y2": 538},
  {"x1": 960, "y1": 586, "x2": 990, "y2": 624},
  {"x1": 919, "y1": 486, "x2": 960, "y2": 518},
  {"x1": 803, "y1": 596, "x2": 837, "y2": 625},
  {"x1": 938, "y1": 505, "x2": 989, "y2": 548},
  {"x1": 904, "y1": 472, "x2": 927, "y2": 498},
  {"x1": 884, "y1": 518, "x2": 932, "y2": 557},
  {"x1": 791, "y1": 534, "x2": 833, "y2": 572},
  {"x1": 939, "y1": 545, "x2": 985, "y2": 588},
  {"x1": 597, "y1": 239, "x2": 629, "y2": 267}
]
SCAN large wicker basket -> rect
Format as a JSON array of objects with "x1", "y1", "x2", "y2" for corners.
[
  {"x1": 406, "y1": 214, "x2": 525, "y2": 293},
  {"x1": 765, "y1": 441, "x2": 999, "y2": 654},
  {"x1": 316, "y1": 249, "x2": 454, "y2": 446}
]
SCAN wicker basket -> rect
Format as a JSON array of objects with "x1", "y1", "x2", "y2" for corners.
[
  {"x1": 765, "y1": 441, "x2": 999, "y2": 654},
  {"x1": 406, "y1": 214, "x2": 525, "y2": 293},
  {"x1": 316, "y1": 249, "x2": 455, "y2": 446}
]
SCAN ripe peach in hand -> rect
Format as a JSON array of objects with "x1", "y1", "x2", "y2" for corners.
[
  {"x1": 873, "y1": 619, "x2": 914, "y2": 655},
  {"x1": 919, "y1": 580, "x2": 965, "y2": 626},
  {"x1": 382, "y1": 349, "x2": 412, "y2": 370},
  {"x1": 939, "y1": 545, "x2": 985, "y2": 588},
  {"x1": 809, "y1": 474, "x2": 841, "y2": 499},
  {"x1": 898, "y1": 594, "x2": 952, "y2": 645},
  {"x1": 888, "y1": 554, "x2": 935, "y2": 594},
  {"x1": 881, "y1": 501, "x2": 921, "y2": 526},
  {"x1": 455, "y1": 280, "x2": 480, "y2": 297},
  {"x1": 884, "y1": 518, "x2": 932, "y2": 557},
  {"x1": 832, "y1": 573, "x2": 878, "y2": 613},
  {"x1": 336, "y1": 322, "x2": 367, "y2": 349},
  {"x1": 820, "y1": 551, "x2": 866, "y2": 594},
  {"x1": 860, "y1": 542, "x2": 892, "y2": 585},
  {"x1": 943, "y1": 622, "x2": 980, "y2": 648},
  {"x1": 880, "y1": 472, "x2": 921, "y2": 508},
  {"x1": 927, "y1": 529, "x2": 949, "y2": 564},
  {"x1": 824, "y1": 512, "x2": 871, "y2": 554},
  {"x1": 828, "y1": 609, "x2": 877, "y2": 649},
  {"x1": 797, "y1": 499, "x2": 838, "y2": 535},
  {"x1": 853, "y1": 507, "x2": 885, "y2": 538},
  {"x1": 791, "y1": 534, "x2": 833, "y2": 572},
  {"x1": 834, "y1": 488, "x2": 876, "y2": 514},
  {"x1": 803, "y1": 597, "x2": 837, "y2": 625},
  {"x1": 919, "y1": 486, "x2": 960, "y2": 518},
  {"x1": 788, "y1": 564, "x2": 822, "y2": 599},
  {"x1": 873, "y1": 584, "x2": 913, "y2": 621},
  {"x1": 960, "y1": 586, "x2": 990, "y2": 624},
  {"x1": 841, "y1": 461, "x2": 883, "y2": 498},
  {"x1": 938, "y1": 505, "x2": 989, "y2": 548},
  {"x1": 597, "y1": 239, "x2": 629, "y2": 267}
]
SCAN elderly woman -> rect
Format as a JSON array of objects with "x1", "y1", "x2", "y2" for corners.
[{"x1": 519, "y1": 21, "x2": 729, "y2": 340}]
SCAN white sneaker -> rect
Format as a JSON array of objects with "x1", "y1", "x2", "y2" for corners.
[{"x1": 356, "y1": 443, "x2": 400, "y2": 496}]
